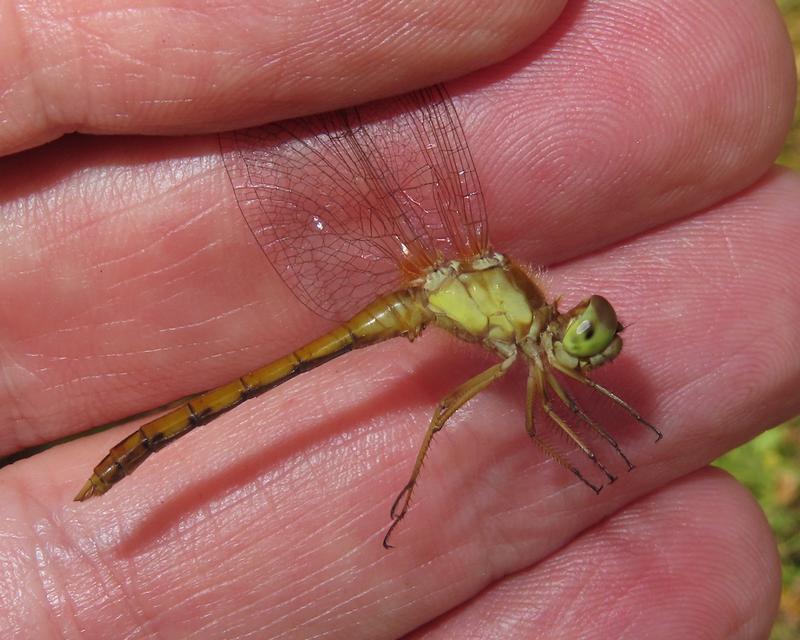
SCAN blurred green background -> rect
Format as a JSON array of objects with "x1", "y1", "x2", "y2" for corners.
[{"x1": 714, "y1": 4, "x2": 800, "y2": 638}]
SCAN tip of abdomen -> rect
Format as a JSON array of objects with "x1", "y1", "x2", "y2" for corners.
[{"x1": 73, "y1": 476, "x2": 105, "y2": 501}]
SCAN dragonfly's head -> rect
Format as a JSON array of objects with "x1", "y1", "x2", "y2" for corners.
[{"x1": 552, "y1": 295, "x2": 623, "y2": 371}]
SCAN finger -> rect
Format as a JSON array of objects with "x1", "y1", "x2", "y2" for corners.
[
  {"x1": 409, "y1": 469, "x2": 781, "y2": 640},
  {"x1": 0, "y1": 0, "x2": 794, "y2": 449},
  {"x1": 458, "y1": 0, "x2": 795, "y2": 264},
  {"x1": 0, "y1": 0, "x2": 563, "y2": 154},
  {"x1": 0, "y1": 169, "x2": 796, "y2": 638}
]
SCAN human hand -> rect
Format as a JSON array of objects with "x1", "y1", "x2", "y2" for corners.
[{"x1": 0, "y1": 1, "x2": 796, "y2": 638}]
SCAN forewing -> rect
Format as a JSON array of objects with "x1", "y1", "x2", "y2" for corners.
[{"x1": 219, "y1": 85, "x2": 488, "y2": 321}]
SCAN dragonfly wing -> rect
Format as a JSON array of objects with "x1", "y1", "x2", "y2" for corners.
[{"x1": 219, "y1": 85, "x2": 489, "y2": 321}]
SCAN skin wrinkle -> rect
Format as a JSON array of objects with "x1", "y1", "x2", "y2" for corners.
[
  {"x1": 2, "y1": 3, "x2": 45, "y2": 133},
  {"x1": 81, "y1": 511, "x2": 165, "y2": 638},
  {"x1": 0, "y1": 345, "x2": 48, "y2": 419},
  {"x1": 153, "y1": 299, "x2": 261, "y2": 333},
  {"x1": 98, "y1": 233, "x2": 224, "y2": 293},
  {"x1": 29, "y1": 7, "x2": 88, "y2": 131},
  {"x1": 258, "y1": 561, "x2": 358, "y2": 636},
  {"x1": 233, "y1": 556, "x2": 336, "y2": 634},
  {"x1": 15, "y1": 212, "x2": 227, "y2": 342},
  {"x1": 14, "y1": 161, "x2": 208, "y2": 259},
  {"x1": 18, "y1": 501, "x2": 68, "y2": 636},
  {"x1": 34, "y1": 520, "x2": 86, "y2": 637},
  {"x1": 0, "y1": 506, "x2": 36, "y2": 635}
]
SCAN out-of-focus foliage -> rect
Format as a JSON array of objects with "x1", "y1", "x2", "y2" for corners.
[
  {"x1": 716, "y1": 418, "x2": 800, "y2": 639},
  {"x1": 778, "y1": 0, "x2": 800, "y2": 169},
  {"x1": 716, "y1": 7, "x2": 799, "y2": 639}
]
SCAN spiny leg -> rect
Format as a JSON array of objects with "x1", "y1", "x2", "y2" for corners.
[
  {"x1": 533, "y1": 365, "x2": 616, "y2": 484},
  {"x1": 549, "y1": 360, "x2": 663, "y2": 441},
  {"x1": 525, "y1": 364, "x2": 602, "y2": 494},
  {"x1": 544, "y1": 369, "x2": 634, "y2": 471},
  {"x1": 383, "y1": 354, "x2": 516, "y2": 549}
]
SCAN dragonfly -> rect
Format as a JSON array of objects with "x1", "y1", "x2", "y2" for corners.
[{"x1": 74, "y1": 85, "x2": 662, "y2": 548}]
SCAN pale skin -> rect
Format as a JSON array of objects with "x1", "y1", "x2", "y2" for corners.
[{"x1": 0, "y1": 1, "x2": 798, "y2": 638}]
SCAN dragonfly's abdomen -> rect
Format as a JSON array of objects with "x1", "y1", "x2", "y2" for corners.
[{"x1": 74, "y1": 289, "x2": 431, "y2": 501}]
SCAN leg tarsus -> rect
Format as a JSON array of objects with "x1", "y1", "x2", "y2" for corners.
[
  {"x1": 526, "y1": 364, "x2": 608, "y2": 492},
  {"x1": 382, "y1": 355, "x2": 516, "y2": 549},
  {"x1": 545, "y1": 370, "x2": 635, "y2": 471},
  {"x1": 382, "y1": 518, "x2": 402, "y2": 549},
  {"x1": 548, "y1": 359, "x2": 663, "y2": 442},
  {"x1": 542, "y1": 401, "x2": 617, "y2": 484},
  {"x1": 535, "y1": 367, "x2": 616, "y2": 484},
  {"x1": 389, "y1": 481, "x2": 413, "y2": 520}
]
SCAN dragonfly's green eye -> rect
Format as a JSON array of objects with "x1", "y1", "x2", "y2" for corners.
[{"x1": 562, "y1": 295, "x2": 619, "y2": 358}]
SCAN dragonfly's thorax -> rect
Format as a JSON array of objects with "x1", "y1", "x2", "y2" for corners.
[{"x1": 421, "y1": 253, "x2": 547, "y2": 355}]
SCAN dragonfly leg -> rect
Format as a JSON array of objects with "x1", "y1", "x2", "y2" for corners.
[
  {"x1": 537, "y1": 363, "x2": 618, "y2": 484},
  {"x1": 525, "y1": 364, "x2": 603, "y2": 493},
  {"x1": 548, "y1": 360, "x2": 663, "y2": 441},
  {"x1": 544, "y1": 369, "x2": 634, "y2": 471},
  {"x1": 382, "y1": 354, "x2": 516, "y2": 549}
]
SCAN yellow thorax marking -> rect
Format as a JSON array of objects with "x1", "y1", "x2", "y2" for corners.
[{"x1": 427, "y1": 263, "x2": 533, "y2": 341}]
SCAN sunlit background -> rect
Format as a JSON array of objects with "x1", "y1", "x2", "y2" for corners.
[{"x1": 713, "y1": 3, "x2": 800, "y2": 638}]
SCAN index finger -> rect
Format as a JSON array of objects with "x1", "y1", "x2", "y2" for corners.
[{"x1": 0, "y1": 0, "x2": 563, "y2": 154}]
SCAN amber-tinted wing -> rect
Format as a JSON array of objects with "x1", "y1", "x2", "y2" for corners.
[{"x1": 219, "y1": 85, "x2": 488, "y2": 321}]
